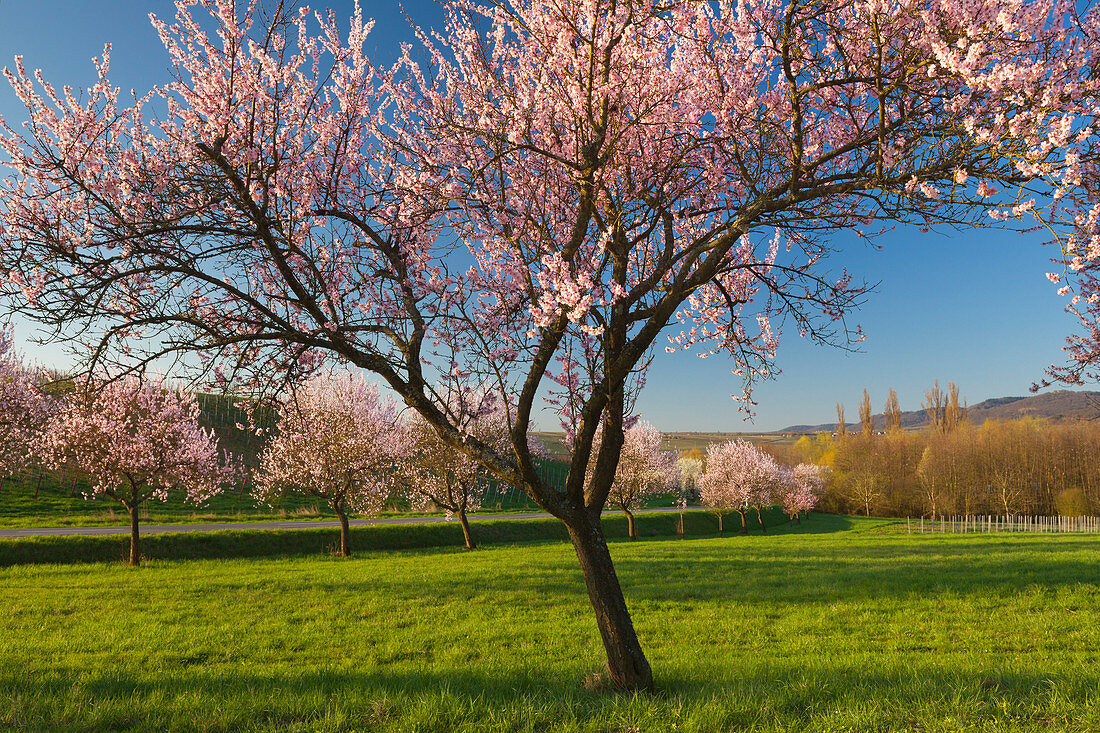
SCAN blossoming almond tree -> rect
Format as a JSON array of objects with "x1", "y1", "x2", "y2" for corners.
[
  {"x1": 254, "y1": 372, "x2": 406, "y2": 557},
  {"x1": 401, "y1": 388, "x2": 511, "y2": 550},
  {"x1": 699, "y1": 440, "x2": 781, "y2": 534},
  {"x1": 40, "y1": 377, "x2": 237, "y2": 566},
  {"x1": 779, "y1": 463, "x2": 825, "y2": 524},
  {"x1": 3, "y1": 0, "x2": 1100, "y2": 689}
]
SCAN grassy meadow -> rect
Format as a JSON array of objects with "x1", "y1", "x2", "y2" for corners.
[{"x1": 3, "y1": 514, "x2": 1100, "y2": 732}]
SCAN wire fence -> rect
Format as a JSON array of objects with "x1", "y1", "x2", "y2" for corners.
[{"x1": 908, "y1": 515, "x2": 1100, "y2": 534}]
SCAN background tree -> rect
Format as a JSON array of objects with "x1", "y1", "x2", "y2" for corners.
[
  {"x1": 0, "y1": 328, "x2": 51, "y2": 486},
  {"x1": 40, "y1": 377, "x2": 236, "y2": 565},
  {"x1": 884, "y1": 389, "x2": 903, "y2": 434},
  {"x1": 779, "y1": 464, "x2": 824, "y2": 523},
  {"x1": 5, "y1": 0, "x2": 1100, "y2": 690},
  {"x1": 859, "y1": 389, "x2": 874, "y2": 436},
  {"x1": 923, "y1": 381, "x2": 947, "y2": 433},
  {"x1": 402, "y1": 388, "x2": 511, "y2": 550},
  {"x1": 945, "y1": 382, "x2": 967, "y2": 433},
  {"x1": 835, "y1": 403, "x2": 848, "y2": 438},
  {"x1": 254, "y1": 373, "x2": 406, "y2": 558},
  {"x1": 676, "y1": 451, "x2": 704, "y2": 503}
]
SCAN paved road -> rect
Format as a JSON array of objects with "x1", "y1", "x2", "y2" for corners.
[{"x1": 0, "y1": 506, "x2": 698, "y2": 538}]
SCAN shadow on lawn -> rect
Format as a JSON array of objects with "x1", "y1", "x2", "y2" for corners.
[
  {"x1": 0, "y1": 508, "x2": 842, "y2": 567},
  {"x1": 3, "y1": 660, "x2": 1096, "y2": 731},
  {"x1": 613, "y1": 534, "x2": 1100, "y2": 606}
]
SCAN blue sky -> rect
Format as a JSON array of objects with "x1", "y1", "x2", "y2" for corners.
[{"x1": 0, "y1": 1, "x2": 1088, "y2": 431}]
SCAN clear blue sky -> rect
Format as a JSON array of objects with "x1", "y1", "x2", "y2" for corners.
[{"x1": 0, "y1": 1, "x2": 1088, "y2": 431}]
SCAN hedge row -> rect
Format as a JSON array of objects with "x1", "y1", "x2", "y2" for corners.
[{"x1": 0, "y1": 507, "x2": 797, "y2": 566}]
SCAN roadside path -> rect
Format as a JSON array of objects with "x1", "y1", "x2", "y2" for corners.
[{"x1": 0, "y1": 506, "x2": 699, "y2": 538}]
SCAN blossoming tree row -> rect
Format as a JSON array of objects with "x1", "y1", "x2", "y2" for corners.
[{"x1": 699, "y1": 440, "x2": 824, "y2": 533}]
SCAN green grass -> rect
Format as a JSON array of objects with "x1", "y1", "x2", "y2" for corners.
[{"x1": 3, "y1": 515, "x2": 1099, "y2": 732}]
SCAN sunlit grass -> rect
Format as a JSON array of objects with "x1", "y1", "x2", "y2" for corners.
[{"x1": 2, "y1": 516, "x2": 1099, "y2": 732}]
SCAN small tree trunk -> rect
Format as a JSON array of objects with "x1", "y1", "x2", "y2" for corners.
[
  {"x1": 795, "y1": 513, "x2": 801, "y2": 525},
  {"x1": 756, "y1": 506, "x2": 767, "y2": 533},
  {"x1": 738, "y1": 509, "x2": 748, "y2": 535},
  {"x1": 624, "y1": 508, "x2": 637, "y2": 540},
  {"x1": 457, "y1": 508, "x2": 477, "y2": 550},
  {"x1": 334, "y1": 506, "x2": 351, "y2": 557},
  {"x1": 564, "y1": 509, "x2": 653, "y2": 691},
  {"x1": 127, "y1": 504, "x2": 141, "y2": 566},
  {"x1": 34, "y1": 472, "x2": 44, "y2": 499}
]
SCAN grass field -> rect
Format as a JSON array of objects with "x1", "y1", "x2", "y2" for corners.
[{"x1": 3, "y1": 515, "x2": 1099, "y2": 732}]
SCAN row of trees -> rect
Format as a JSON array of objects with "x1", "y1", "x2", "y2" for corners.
[
  {"x1": 3, "y1": 328, "x2": 820, "y2": 565},
  {"x1": 2, "y1": 334, "x2": 716, "y2": 561},
  {"x1": 780, "y1": 417, "x2": 1100, "y2": 518},
  {"x1": 699, "y1": 440, "x2": 823, "y2": 532}
]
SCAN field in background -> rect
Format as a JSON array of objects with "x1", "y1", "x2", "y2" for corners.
[
  {"x1": 532, "y1": 431, "x2": 800, "y2": 460},
  {"x1": 2, "y1": 517, "x2": 1098, "y2": 732}
]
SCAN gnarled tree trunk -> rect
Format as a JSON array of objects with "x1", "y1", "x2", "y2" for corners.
[
  {"x1": 756, "y1": 506, "x2": 767, "y2": 533},
  {"x1": 623, "y1": 507, "x2": 636, "y2": 540},
  {"x1": 564, "y1": 509, "x2": 653, "y2": 691}
]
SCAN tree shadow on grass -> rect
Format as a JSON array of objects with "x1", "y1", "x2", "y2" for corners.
[
  {"x1": 612, "y1": 534, "x2": 1100, "y2": 605},
  {"x1": 3, "y1": 660, "x2": 1096, "y2": 731}
]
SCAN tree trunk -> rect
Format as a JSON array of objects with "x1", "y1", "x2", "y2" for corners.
[
  {"x1": 127, "y1": 504, "x2": 141, "y2": 566},
  {"x1": 624, "y1": 508, "x2": 636, "y2": 540},
  {"x1": 756, "y1": 506, "x2": 767, "y2": 533},
  {"x1": 335, "y1": 506, "x2": 351, "y2": 557},
  {"x1": 738, "y1": 509, "x2": 748, "y2": 535},
  {"x1": 457, "y1": 508, "x2": 477, "y2": 550},
  {"x1": 795, "y1": 513, "x2": 801, "y2": 525},
  {"x1": 564, "y1": 510, "x2": 653, "y2": 691},
  {"x1": 34, "y1": 472, "x2": 44, "y2": 498},
  {"x1": 716, "y1": 512, "x2": 723, "y2": 532}
]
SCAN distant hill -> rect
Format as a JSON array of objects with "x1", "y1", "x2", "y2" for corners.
[{"x1": 779, "y1": 390, "x2": 1100, "y2": 433}]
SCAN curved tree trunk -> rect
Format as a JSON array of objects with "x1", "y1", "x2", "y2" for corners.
[
  {"x1": 334, "y1": 505, "x2": 351, "y2": 557},
  {"x1": 564, "y1": 509, "x2": 653, "y2": 691},
  {"x1": 738, "y1": 509, "x2": 748, "y2": 535},
  {"x1": 756, "y1": 506, "x2": 767, "y2": 533},
  {"x1": 127, "y1": 503, "x2": 141, "y2": 566},
  {"x1": 457, "y1": 508, "x2": 477, "y2": 550},
  {"x1": 624, "y1": 507, "x2": 636, "y2": 540}
]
